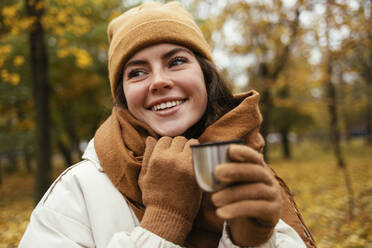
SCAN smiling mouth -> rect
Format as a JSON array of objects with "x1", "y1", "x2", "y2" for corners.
[{"x1": 151, "y1": 99, "x2": 187, "y2": 111}]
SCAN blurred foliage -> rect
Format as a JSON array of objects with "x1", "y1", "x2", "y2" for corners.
[
  {"x1": 196, "y1": 0, "x2": 372, "y2": 141},
  {"x1": 0, "y1": 0, "x2": 127, "y2": 167}
]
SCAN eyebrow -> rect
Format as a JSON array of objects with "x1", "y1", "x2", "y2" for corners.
[
  {"x1": 162, "y1": 47, "x2": 192, "y2": 60},
  {"x1": 123, "y1": 47, "x2": 193, "y2": 71}
]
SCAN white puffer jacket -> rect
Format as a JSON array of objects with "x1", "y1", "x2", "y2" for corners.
[{"x1": 19, "y1": 139, "x2": 305, "y2": 248}]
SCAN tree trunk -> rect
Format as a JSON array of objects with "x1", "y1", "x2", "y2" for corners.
[
  {"x1": 65, "y1": 121, "x2": 83, "y2": 158},
  {"x1": 326, "y1": 81, "x2": 345, "y2": 167},
  {"x1": 325, "y1": 0, "x2": 354, "y2": 219},
  {"x1": 260, "y1": 87, "x2": 273, "y2": 162},
  {"x1": 59, "y1": 106, "x2": 82, "y2": 159},
  {"x1": 57, "y1": 140, "x2": 74, "y2": 167},
  {"x1": 5, "y1": 150, "x2": 17, "y2": 173},
  {"x1": 344, "y1": 120, "x2": 352, "y2": 144},
  {"x1": 326, "y1": 47, "x2": 355, "y2": 221},
  {"x1": 258, "y1": 10, "x2": 299, "y2": 160},
  {"x1": 341, "y1": 164, "x2": 355, "y2": 221},
  {"x1": 26, "y1": 0, "x2": 52, "y2": 205},
  {"x1": 366, "y1": 86, "x2": 372, "y2": 145},
  {"x1": 0, "y1": 157, "x2": 2, "y2": 186},
  {"x1": 24, "y1": 149, "x2": 33, "y2": 172},
  {"x1": 280, "y1": 129, "x2": 291, "y2": 159}
]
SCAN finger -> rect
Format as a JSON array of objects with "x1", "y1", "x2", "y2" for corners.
[
  {"x1": 228, "y1": 144, "x2": 264, "y2": 165},
  {"x1": 170, "y1": 136, "x2": 188, "y2": 153},
  {"x1": 184, "y1": 138, "x2": 199, "y2": 156},
  {"x1": 145, "y1": 136, "x2": 157, "y2": 150},
  {"x1": 142, "y1": 137, "x2": 157, "y2": 172},
  {"x1": 155, "y1": 136, "x2": 172, "y2": 151},
  {"x1": 211, "y1": 183, "x2": 277, "y2": 207},
  {"x1": 216, "y1": 200, "x2": 281, "y2": 223},
  {"x1": 215, "y1": 163, "x2": 273, "y2": 186}
]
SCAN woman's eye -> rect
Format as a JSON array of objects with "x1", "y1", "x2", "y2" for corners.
[
  {"x1": 127, "y1": 69, "x2": 146, "y2": 79},
  {"x1": 169, "y1": 56, "x2": 188, "y2": 67}
]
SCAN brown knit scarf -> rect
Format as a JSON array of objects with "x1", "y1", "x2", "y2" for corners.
[{"x1": 94, "y1": 90, "x2": 316, "y2": 248}]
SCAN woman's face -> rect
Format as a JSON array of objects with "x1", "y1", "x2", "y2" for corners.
[{"x1": 122, "y1": 43, "x2": 208, "y2": 137}]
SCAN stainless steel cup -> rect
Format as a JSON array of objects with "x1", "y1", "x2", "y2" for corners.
[{"x1": 191, "y1": 139, "x2": 244, "y2": 192}]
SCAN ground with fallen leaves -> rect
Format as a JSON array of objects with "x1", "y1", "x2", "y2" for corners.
[
  {"x1": 0, "y1": 139, "x2": 371, "y2": 248},
  {"x1": 271, "y1": 139, "x2": 372, "y2": 247}
]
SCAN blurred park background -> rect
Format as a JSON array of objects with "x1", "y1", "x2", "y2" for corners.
[{"x1": 0, "y1": 0, "x2": 371, "y2": 247}]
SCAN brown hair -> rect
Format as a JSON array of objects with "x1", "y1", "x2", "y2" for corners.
[{"x1": 114, "y1": 53, "x2": 240, "y2": 138}]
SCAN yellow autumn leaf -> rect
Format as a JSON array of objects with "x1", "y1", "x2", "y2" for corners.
[
  {"x1": 0, "y1": 45, "x2": 12, "y2": 56},
  {"x1": 57, "y1": 48, "x2": 70, "y2": 58},
  {"x1": 2, "y1": 5, "x2": 18, "y2": 18},
  {"x1": 73, "y1": 0, "x2": 85, "y2": 7},
  {"x1": 70, "y1": 16, "x2": 90, "y2": 36},
  {"x1": 93, "y1": 0, "x2": 103, "y2": 5},
  {"x1": 54, "y1": 26, "x2": 64, "y2": 36},
  {"x1": 83, "y1": 7, "x2": 92, "y2": 15},
  {"x1": 10, "y1": 73, "x2": 20, "y2": 85},
  {"x1": 20, "y1": 17, "x2": 36, "y2": 30},
  {"x1": 72, "y1": 16, "x2": 89, "y2": 26},
  {"x1": 35, "y1": 1, "x2": 45, "y2": 11},
  {"x1": 57, "y1": 12, "x2": 68, "y2": 23},
  {"x1": 0, "y1": 57, "x2": 5, "y2": 68},
  {"x1": 48, "y1": 6, "x2": 58, "y2": 15},
  {"x1": 1, "y1": 69, "x2": 10, "y2": 82},
  {"x1": 11, "y1": 27, "x2": 20, "y2": 36},
  {"x1": 13, "y1": 56, "x2": 25, "y2": 67},
  {"x1": 64, "y1": 6, "x2": 75, "y2": 15},
  {"x1": 42, "y1": 15, "x2": 56, "y2": 29},
  {"x1": 74, "y1": 48, "x2": 92, "y2": 69}
]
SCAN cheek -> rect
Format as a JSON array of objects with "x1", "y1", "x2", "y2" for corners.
[
  {"x1": 193, "y1": 73, "x2": 208, "y2": 107},
  {"x1": 183, "y1": 74, "x2": 208, "y2": 116},
  {"x1": 123, "y1": 83, "x2": 147, "y2": 111},
  {"x1": 199, "y1": 85, "x2": 208, "y2": 113}
]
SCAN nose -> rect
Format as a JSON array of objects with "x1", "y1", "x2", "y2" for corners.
[{"x1": 149, "y1": 70, "x2": 173, "y2": 93}]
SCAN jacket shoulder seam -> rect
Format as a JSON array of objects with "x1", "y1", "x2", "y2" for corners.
[
  {"x1": 37, "y1": 204, "x2": 92, "y2": 232},
  {"x1": 42, "y1": 161, "x2": 89, "y2": 204}
]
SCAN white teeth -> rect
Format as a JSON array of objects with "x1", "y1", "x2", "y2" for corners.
[{"x1": 152, "y1": 100, "x2": 185, "y2": 111}]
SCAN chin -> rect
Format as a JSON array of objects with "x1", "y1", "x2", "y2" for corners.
[{"x1": 154, "y1": 126, "x2": 188, "y2": 137}]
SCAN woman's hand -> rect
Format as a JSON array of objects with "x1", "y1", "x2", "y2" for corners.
[
  {"x1": 139, "y1": 136, "x2": 202, "y2": 246},
  {"x1": 211, "y1": 144, "x2": 283, "y2": 247}
]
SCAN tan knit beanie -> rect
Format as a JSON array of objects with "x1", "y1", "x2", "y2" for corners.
[{"x1": 107, "y1": 1, "x2": 214, "y2": 97}]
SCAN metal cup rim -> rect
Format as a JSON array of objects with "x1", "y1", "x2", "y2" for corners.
[{"x1": 190, "y1": 139, "x2": 244, "y2": 148}]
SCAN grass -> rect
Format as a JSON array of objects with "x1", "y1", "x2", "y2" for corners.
[{"x1": 0, "y1": 138, "x2": 371, "y2": 247}]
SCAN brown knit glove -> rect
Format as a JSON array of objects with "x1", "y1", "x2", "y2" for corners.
[
  {"x1": 139, "y1": 136, "x2": 202, "y2": 246},
  {"x1": 211, "y1": 144, "x2": 283, "y2": 247}
]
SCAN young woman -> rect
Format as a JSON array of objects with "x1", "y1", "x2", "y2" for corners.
[{"x1": 19, "y1": 2, "x2": 316, "y2": 247}]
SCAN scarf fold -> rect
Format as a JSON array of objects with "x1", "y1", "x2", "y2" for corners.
[
  {"x1": 94, "y1": 107, "x2": 158, "y2": 213},
  {"x1": 94, "y1": 90, "x2": 264, "y2": 247}
]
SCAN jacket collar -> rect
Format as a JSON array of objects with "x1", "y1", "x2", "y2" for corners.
[{"x1": 82, "y1": 139, "x2": 104, "y2": 172}]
